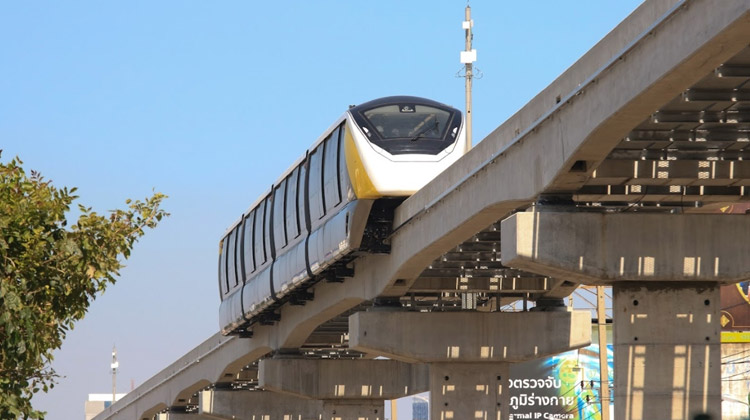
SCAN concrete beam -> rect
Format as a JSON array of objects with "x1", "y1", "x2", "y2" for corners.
[
  {"x1": 408, "y1": 276, "x2": 553, "y2": 293},
  {"x1": 259, "y1": 359, "x2": 428, "y2": 400},
  {"x1": 199, "y1": 389, "x2": 321, "y2": 420},
  {"x1": 348, "y1": 311, "x2": 591, "y2": 363},
  {"x1": 92, "y1": 333, "x2": 274, "y2": 420},
  {"x1": 501, "y1": 212, "x2": 750, "y2": 284}
]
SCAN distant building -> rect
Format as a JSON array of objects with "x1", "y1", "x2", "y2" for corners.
[
  {"x1": 412, "y1": 396, "x2": 428, "y2": 420},
  {"x1": 84, "y1": 394, "x2": 126, "y2": 420}
]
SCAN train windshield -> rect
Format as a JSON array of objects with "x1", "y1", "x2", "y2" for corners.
[
  {"x1": 350, "y1": 97, "x2": 462, "y2": 155},
  {"x1": 363, "y1": 105, "x2": 451, "y2": 140}
]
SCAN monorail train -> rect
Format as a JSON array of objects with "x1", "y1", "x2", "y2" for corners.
[{"x1": 218, "y1": 96, "x2": 467, "y2": 336}]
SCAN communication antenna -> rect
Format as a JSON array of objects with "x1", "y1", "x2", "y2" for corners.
[
  {"x1": 111, "y1": 345, "x2": 119, "y2": 403},
  {"x1": 459, "y1": 2, "x2": 478, "y2": 150}
]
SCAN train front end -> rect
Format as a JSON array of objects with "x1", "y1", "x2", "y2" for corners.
[{"x1": 346, "y1": 96, "x2": 467, "y2": 197}]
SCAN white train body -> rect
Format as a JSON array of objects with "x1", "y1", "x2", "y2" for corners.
[{"x1": 218, "y1": 96, "x2": 467, "y2": 335}]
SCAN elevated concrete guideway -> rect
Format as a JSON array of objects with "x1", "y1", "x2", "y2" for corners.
[{"x1": 95, "y1": 1, "x2": 750, "y2": 420}]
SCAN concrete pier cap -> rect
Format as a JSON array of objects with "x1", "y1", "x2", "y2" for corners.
[
  {"x1": 348, "y1": 311, "x2": 592, "y2": 363},
  {"x1": 258, "y1": 359, "x2": 420, "y2": 420},
  {"x1": 501, "y1": 212, "x2": 750, "y2": 284},
  {"x1": 258, "y1": 358, "x2": 429, "y2": 400},
  {"x1": 199, "y1": 388, "x2": 322, "y2": 420}
]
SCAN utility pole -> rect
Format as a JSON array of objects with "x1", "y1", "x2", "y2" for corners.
[
  {"x1": 460, "y1": 3, "x2": 476, "y2": 151},
  {"x1": 458, "y1": 4, "x2": 478, "y2": 311},
  {"x1": 111, "y1": 345, "x2": 119, "y2": 403},
  {"x1": 596, "y1": 287, "x2": 611, "y2": 420}
]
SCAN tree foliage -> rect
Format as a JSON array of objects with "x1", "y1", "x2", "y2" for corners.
[{"x1": 0, "y1": 156, "x2": 168, "y2": 419}]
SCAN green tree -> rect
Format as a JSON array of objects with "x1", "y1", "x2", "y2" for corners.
[{"x1": 0, "y1": 155, "x2": 168, "y2": 419}]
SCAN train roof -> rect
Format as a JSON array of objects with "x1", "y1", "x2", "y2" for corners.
[{"x1": 348, "y1": 96, "x2": 458, "y2": 115}]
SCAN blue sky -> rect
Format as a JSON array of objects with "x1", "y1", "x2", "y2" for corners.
[{"x1": 0, "y1": 1, "x2": 643, "y2": 419}]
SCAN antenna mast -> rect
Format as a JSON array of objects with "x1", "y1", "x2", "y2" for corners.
[
  {"x1": 111, "y1": 345, "x2": 119, "y2": 403},
  {"x1": 460, "y1": 3, "x2": 477, "y2": 151}
]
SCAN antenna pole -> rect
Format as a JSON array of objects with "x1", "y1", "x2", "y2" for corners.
[
  {"x1": 111, "y1": 345, "x2": 119, "y2": 403},
  {"x1": 465, "y1": 4, "x2": 473, "y2": 150},
  {"x1": 461, "y1": 4, "x2": 476, "y2": 151}
]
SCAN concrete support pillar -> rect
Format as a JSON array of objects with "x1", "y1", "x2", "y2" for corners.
[
  {"x1": 320, "y1": 400, "x2": 383, "y2": 420},
  {"x1": 259, "y1": 359, "x2": 428, "y2": 420},
  {"x1": 349, "y1": 311, "x2": 591, "y2": 420},
  {"x1": 430, "y1": 363, "x2": 509, "y2": 420},
  {"x1": 613, "y1": 282, "x2": 720, "y2": 420},
  {"x1": 500, "y1": 212, "x2": 750, "y2": 420},
  {"x1": 199, "y1": 389, "x2": 322, "y2": 420}
]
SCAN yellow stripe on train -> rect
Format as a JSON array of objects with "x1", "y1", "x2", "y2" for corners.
[{"x1": 344, "y1": 121, "x2": 381, "y2": 199}]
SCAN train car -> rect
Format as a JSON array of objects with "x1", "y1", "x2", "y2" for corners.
[{"x1": 218, "y1": 96, "x2": 467, "y2": 336}]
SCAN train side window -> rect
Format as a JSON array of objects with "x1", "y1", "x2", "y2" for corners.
[
  {"x1": 236, "y1": 222, "x2": 246, "y2": 286},
  {"x1": 254, "y1": 200, "x2": 266, "y2": 266},
  {"x1": 286, "y1": 167, "x2": 300, "y2": 239},
  {"x1": 298, "y1": 163, "x2": 308, "y2": 232},
  {"x1": 273, "y1": 180, "x2": 287, "y2": 249},
  {"x1": 219, "y1": 236, "x2": 228, "y2": 296},
  {"x1": 233, "y1": 227, "x2": 242, "y2": 286},
  {"x1": 308, "y1": 147, "x2": 325, "y2": 220},
  {"x1": 243, "y1": 210, "x2": 256, "y2": 274},
  {"x1": 227, "y1": 228, "x2": 237, "y2": 288},
  {"x1": 338, "y1": 124, "x2": 351, "y2": 200},
  {"x1": 263, "y1": 198, "x2": 273, "y2": 260},
  {"x1": 323, "y1": 127, "x2": 342, "y2": 211}
]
